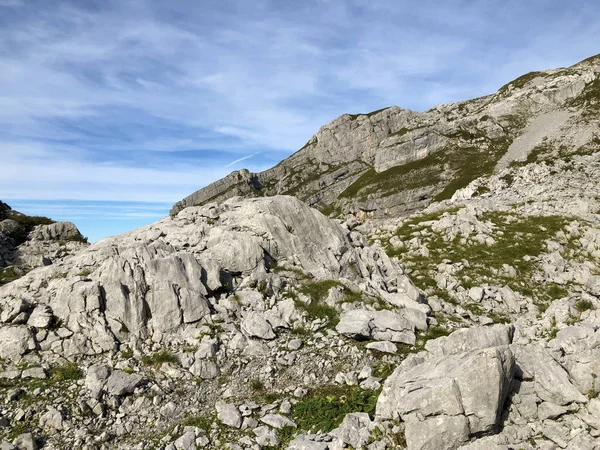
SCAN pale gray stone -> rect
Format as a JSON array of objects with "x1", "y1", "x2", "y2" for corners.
[
  {"x1": 241, "y1": 312, "x2": 276, "y2": 340},
  {"x1": 365, "y1": 341, "x2": 397, "y2": 353},
  {"x1": 26, "y1": 305, "x2": 53, "y2": 328},
  {"x1": 405, "y1": 414, "x2": 470, "y2": 450},
  {"x1": 104, "y1": 370, "x2": 143, "y2": 396},
  {"x1": 377, "y1": 346, "x2": 514, "y2": 436},
  {"x1": 330, "y1": 413, "x2": 374, "y2": 448},
  {"x1": 216, "y1": 402, "x2": 242, "y2": 428},
  {"x1": 425, "y1": 324, "x2": 513, "y2": 356},
  {"x1": 260, "y1": 414, "x2": 296, "y2": 429},
  {"x1": 512, "y1": 344, "x2": 587, "y2": 405},
  {"x1": 0, "y1": 326, "x2": 34, "y2": 360}
]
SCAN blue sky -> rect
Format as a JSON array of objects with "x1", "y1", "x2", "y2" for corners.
[{"x1": 1, "y1": 0, "x2": 598, "y2": 242}]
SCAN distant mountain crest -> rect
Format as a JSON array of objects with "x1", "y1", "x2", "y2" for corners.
[{"x1": 171, "y1": 53, "x2": 600, "y2": 219}]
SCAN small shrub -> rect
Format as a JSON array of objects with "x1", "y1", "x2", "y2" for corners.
[
  {"x1": 263, "y1": 392, "x2": 278, "y2": 403},
  {"x1": 0, "y1": 266, "x2": 23, "y2": 285},
  {"x1": 575, "y1": 299, "x2": 594, "y2": 312},
  {"x1": 292, "y1": 385, "x2": 379, "y2": 433},
  {"x1": 250, "y1": 378, "x2": 264, "y2": 391},
  {"x1": 121, "y1": 348, "x2": 134, "y2": 359},
  {"x1": 142, "y1": 350, "x2": 178, "y2": 368},
  {"x1": 290, "y1": 326, "x2": 311, "y2": 337},
  {"x1": 51, "y1": 362, "x2": 83, "y2": 382},
  {"x1": 48, "y1": 314, "x2": 63, "y2": 331},
  {"x1": 8, "y1": 423, "x2": 28, "y2": 440},
  {"x1": 373, "y1": 361, "x2": 396, "y2": 380},
  {"x1": 76, "y1": 268, "x2": 91, "y2": 277},
  {"x1": 276, "y1": 425, "x2": 297, "y2": 448},
  {"x1": 183, "y1": 414, "x2": 213, "y2": 431}
]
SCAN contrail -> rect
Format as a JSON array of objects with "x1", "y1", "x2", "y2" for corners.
[{"x1": 224, "y1": 153, "x2": 258, "y2": 168}]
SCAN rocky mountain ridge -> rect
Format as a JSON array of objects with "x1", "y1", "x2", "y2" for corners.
[{"x1": 171, "y1": 53, "x2": 600, "y2": 220}]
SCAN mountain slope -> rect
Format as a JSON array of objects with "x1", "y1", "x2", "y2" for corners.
[{"x1": 171, "y1": 53, "x2": 600, "y2": 219}]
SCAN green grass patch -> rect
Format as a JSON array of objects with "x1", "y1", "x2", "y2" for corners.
[
  {"x1": 339, "y1": 137, "x2": 511, "y2": 204},
  {"x1": 142, "y1": 350, "x2": 179, "y2": 368},
  {"x1": 348, "y1": 107, "x2": 389, "y2": 120},
  {"x1": 388, "y1": 127, "x2": 410, "y2": 138},
  {"x1": 372, "y1": 361, "x2": 396, "y2": 380},
  {"x1": 250, "y1": 378, "x2": 264, "y2": 391},
  {"x1": 569, "y1": 77, "x2": 600, "y2": 114},
  {"x1": 575, "y1": 299, "x2": 595, "y2": 312},
  {"x1": 50, "y1": 362, "x2": 83, "y2": 382},
  {"x1": 182, "y1": 414, "x2": 214, "y2": 431},
  {"x1": 0, "y1": 266, "x2": 24, "y2": 285},
  {"x1": 292, "y1": 385, "x2": 379, "y2": 433},
  {"x1": 384, "y1": 211, "x2": 573, "y2": 312},
  {"x1": 498, "y1": 71, "x2": 546, "y2": 94},
  {"x1": 121, "y1": 348, "x2": 134, "y2": 359},
  {"x1": 295, "y1": 280, "x2": 366, "y2": 328}
]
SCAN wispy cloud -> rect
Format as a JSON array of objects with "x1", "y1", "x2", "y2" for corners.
[
  {"x1": 224, "y1": 153, "x2": 259, "y2": 168},
  {"x1": 1, "y1": 0, "x2": 598, "y2": 239}
]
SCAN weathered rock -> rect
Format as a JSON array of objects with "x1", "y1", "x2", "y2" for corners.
[
  {"x1": 0, "y1": 196, "x2": 419, "y2": 352},
  {"x1": 0, "y1": 326, "x2": 34, "y2": 360},
  {"x1": 425, "y1": 324, "x2": 514, "y2": 356},
  {"x1": 26, "y1": 304, "x2": 53, "y2": 328},
  {"x1": 336, "y1": 308, "x2": 425, "y2": 344},
  {"x1": 260, "y1": 414, "x2": 296, "y2": 429},
  {"x1": 377, "y1": 345, "x2": 514, "y2": 445},
  {"x1": 29, "y1": 222, "x2": 83, "y2": 242},
  {"x1": 405, "y1": 414, "x2": 470, "y2": 450},
  {"x1": 241, "y1": 312, "x2": 276, "y2": 340},
  {"x1": 330, "y1": 413, "x2": 374, "y2": 448},
  {"x1": 104, "y1": 370, "x2": 143, "y2": 396},
  {"x1": 216, "y1": 402, "x2": 242, "y2": 428},
  {"x1": 13, "y1": 433, "x2": 37, "y2": 450},
  {"x1": 511, "y1": 344, "x2": 587, "y2": 405}
]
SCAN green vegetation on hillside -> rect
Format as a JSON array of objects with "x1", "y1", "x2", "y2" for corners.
[
  {"x1": 339, "y1": 137, "x2": 512, "y2": 204},
  {"x1": 292, "y1": 385, "x2": 379, "y2": 433},
  {"x1": 383, "y1": 211, "x2": 574, "y2": 312},
  {"x1": 348, "y1": 107, "x2": 389, "y2": 120},
  {"x1": 569, "y1": 77, "x2": 600, "y2": 114},
  {"x1": 0, "y1": 266, "x2": 24, "y2": 285}
]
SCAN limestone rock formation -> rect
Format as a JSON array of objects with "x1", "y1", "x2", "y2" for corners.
[
  {"x1": 0, "y1": 195, "x2": 422, "y2": 359},
  {"x1": 0, "y1": 202, "x2": 88, "y2": 284}
]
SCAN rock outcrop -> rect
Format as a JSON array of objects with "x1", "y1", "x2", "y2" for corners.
[
  {"x1": 0, "y1": 202, "x2": 88, "y2": 285},
  {"x1": 0, "y1": 195, "x2": 422, "y2": 358}
]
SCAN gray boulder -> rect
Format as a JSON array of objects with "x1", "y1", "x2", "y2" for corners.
[
  {"x1": 336, "y1": 308, "x2": 426, "y2": 344},
  {"x1": 377, "y1": 345, "x2": 515, "y2": 449},
  {"x1": 425, "y1": 324, "x2": 514, "y2": 356},
  {"x1": 104, "y1": 370, "x2": 144, "y2": 396},
  {"x1": 511, "y1": 344, "x2": 587, "y2": 405},
  {"x1": 0, "y1": 326, "x2": 34, "y2": 360},
  {"x1": 29, "y1": 222, "x2": 84, "y2": 242},
  {"x1": 216, "y1": 402, "x2": 242, "y2": 428}
]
